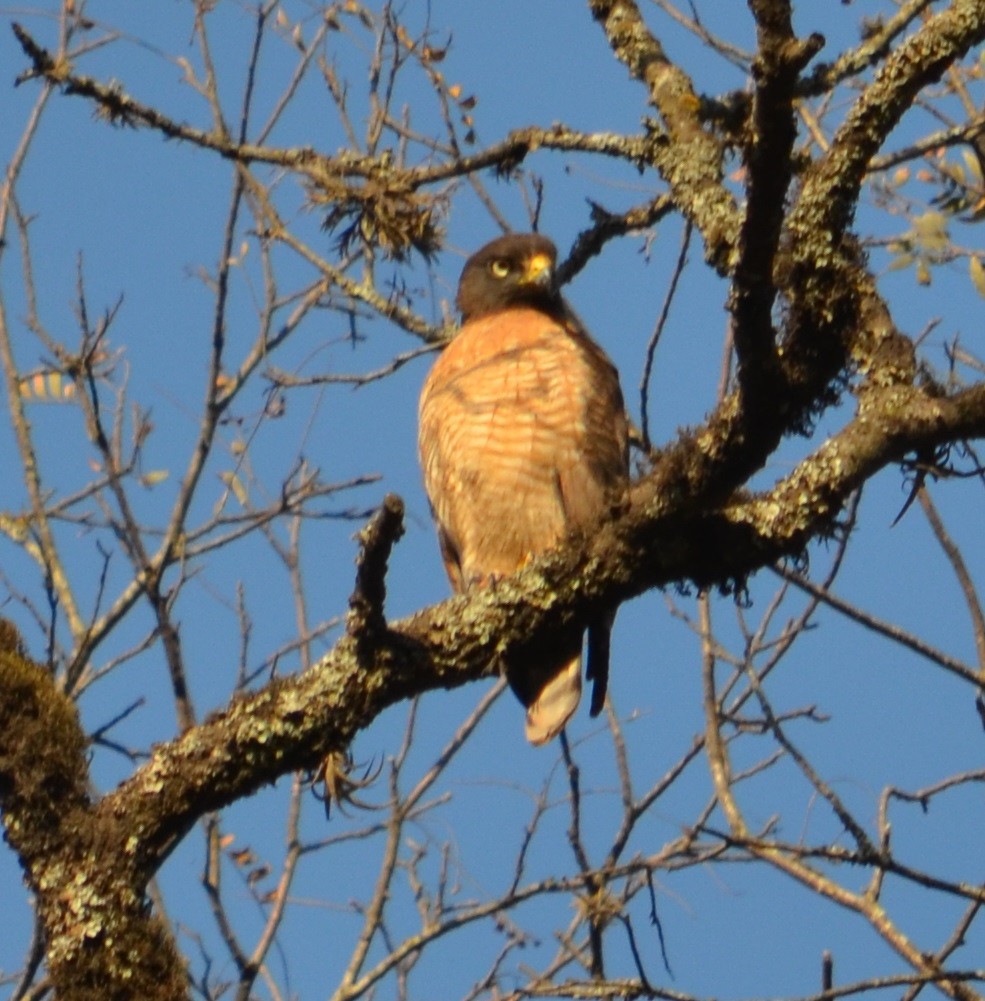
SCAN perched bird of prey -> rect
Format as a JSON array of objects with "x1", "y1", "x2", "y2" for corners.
[{"x1": 418, "y1": 233, "x2": 629, "y2": 744}]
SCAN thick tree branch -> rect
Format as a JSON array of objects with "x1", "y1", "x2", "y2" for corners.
[
  {"x1": 0, "y1": 628, "x2": 188, "y2": 1001},
  {"x1": 757, "y1": 3, "x2": 985, "y2": 475},
  {"x1": 787, "y1": 0, "x2": 985, "y2": 263},
  {"x1": 588, "y1": 0, "x2": 740, "y2": 272},
  {"x1": 93, "y1": 373, "x2": 985, "y2": 881},
  {"x1": 731, "y1": 3, "x2": 822, "y2": 428},
  {"x1": 6, "y1": 7, "x2": 985, "y2": 999}
]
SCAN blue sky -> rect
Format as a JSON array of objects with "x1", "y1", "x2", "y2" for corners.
[{"x1": 1, "y1": 3, "x2": 983, "y2": 999}]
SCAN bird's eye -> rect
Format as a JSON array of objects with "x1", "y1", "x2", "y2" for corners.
[{"x1": 489, "y1": 259, "x2": 510, "y2": 278}]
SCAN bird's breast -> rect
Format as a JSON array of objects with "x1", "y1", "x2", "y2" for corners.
[{"x1": 418, "y1": 307, "x2": 626, "y2": 583}]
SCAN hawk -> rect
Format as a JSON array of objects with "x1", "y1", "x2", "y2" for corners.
[{"x1": 418, "y1": 233, "x2": 630, "y2": 744}]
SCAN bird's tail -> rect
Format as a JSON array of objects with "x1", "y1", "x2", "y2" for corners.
[{"x1": 524, "y1": 655, "x2": 582, "y2": 746}]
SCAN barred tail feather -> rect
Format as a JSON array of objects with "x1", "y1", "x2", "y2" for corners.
[{"x1": 524, "y1": 656, "x2": 582, "y2": 746}]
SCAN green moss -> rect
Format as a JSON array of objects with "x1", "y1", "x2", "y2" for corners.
[
  {"x1": 0, "y1": 617, "x2": 25, "y2": 655},
  {"x1": 0, "y1": 621, "x2": 88, "y2": 802}
]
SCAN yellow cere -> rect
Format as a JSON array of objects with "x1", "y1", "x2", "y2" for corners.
[{"x1": 524, "y1": 253, "x2": 553, "y2": 281}]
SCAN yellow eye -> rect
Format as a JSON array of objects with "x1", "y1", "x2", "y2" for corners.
[{"x1": 490, "y1": 259, "x2": 510, "y2": 278}]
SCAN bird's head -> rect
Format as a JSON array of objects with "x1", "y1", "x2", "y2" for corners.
[{"x1": 456, "y1": 233, "x2": 562, "y2": 323}]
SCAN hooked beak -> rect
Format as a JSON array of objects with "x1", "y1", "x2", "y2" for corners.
[{"x1": 520, "y1": 252, "x2": 554, "y2": 288}]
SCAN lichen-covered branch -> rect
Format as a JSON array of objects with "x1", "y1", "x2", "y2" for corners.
[
  {"x1": 730, "y1": 2, "x2": 822, "y2": 415},
  {"x1": 588, "y1": 0, "x2": 741, "y2": 271},
  {"x1": 0, "y1": 627, "x2": 188, "y2": 1001},
  {"x1": 788, "y1": 0, "x2": 985, "y2": 256},
  {"x1": 4, "y1": 4, "x2": 985, "y2": 998},
  {"x1": 798, "y1": 0, "x2": 936, "y2": 96},
  {"x1": 88, "y1": 366, "x2": 985, "y2": 889}
]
